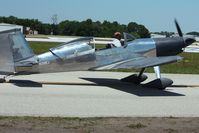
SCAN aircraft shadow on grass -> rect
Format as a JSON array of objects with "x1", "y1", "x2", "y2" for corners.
[{"x1": 8, "y1": 78, "x2": 184, "y2": 97}]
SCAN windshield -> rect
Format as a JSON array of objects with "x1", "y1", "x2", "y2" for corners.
[{"x1": 123, "y1": 32, "x2": 136, "y2": 47}]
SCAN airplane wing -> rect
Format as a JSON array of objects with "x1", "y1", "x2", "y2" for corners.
[{"x1": 93, "y1": 56, "x2": 183, "y2": 70}]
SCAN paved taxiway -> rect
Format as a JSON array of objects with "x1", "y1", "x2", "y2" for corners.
[{"x1": 0, "y1": 71, "x2": 199, "y2": 117}]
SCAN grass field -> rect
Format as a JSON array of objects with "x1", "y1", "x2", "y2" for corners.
[
  {"x1": 145, "y1": 53, "x2": 199, "y2": 74},
  {"x1": 29, "y1": 42, "x2": 60, "y2": 54},
  {"x1": 29, "y1": 42, "x2": 199, "y2": 74}
]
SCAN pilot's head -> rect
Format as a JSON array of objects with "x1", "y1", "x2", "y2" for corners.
[{"x1": 114, "y1": 32, "x2": 122, "y2": 40}]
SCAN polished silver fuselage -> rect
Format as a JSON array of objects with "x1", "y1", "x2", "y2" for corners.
[{"x1": 30, "y1": 38, "x2": 156, "y2": 73}]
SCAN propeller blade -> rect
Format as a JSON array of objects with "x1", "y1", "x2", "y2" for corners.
[{"x1": 175, "y1": 19, "x2": 183, "y2": 37}]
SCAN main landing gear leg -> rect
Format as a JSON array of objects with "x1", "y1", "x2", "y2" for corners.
[{"x1": 121, "y1": 68, "x2": 148, "y2": 84}]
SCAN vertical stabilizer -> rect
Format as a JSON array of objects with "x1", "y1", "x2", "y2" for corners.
[
  {"x1": 0, "y1": 29, "x2": 36, "y2": 75},
  {"x1": 0, "y1": 29, "x2": 16, "y2": 74}
]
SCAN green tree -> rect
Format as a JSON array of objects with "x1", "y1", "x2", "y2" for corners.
[
  {"x1": 187, "y1": 32, "x2": 199, "y2": 36},
  {"x1": 128, "y1": 22, "x2": 150, "y2": 38},
  {"x1": 0, "y1": 16, "x2": 151, "y2": 38}
]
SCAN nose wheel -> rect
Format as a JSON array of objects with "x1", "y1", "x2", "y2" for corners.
[
  {"x1": 143, "y1": 78, "x2": 173, "y2": 90},
  {"x1": 143, "y1": 66, "x2": 173, "y2": 89}
]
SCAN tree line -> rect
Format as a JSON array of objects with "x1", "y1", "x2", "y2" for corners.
[
  {"x1": 0, "y1": 16, "x2": 150, "y2": 38},
  {"x1": 187, "y1": 32, "x2": 199, "y2": 36},
  {"x1": 152, "y1": 31, "x2": 199, "y2": 37}
]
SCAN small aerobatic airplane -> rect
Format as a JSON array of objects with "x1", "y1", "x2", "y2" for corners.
[{"x1": 0, "y1": 20, "x2": 195, "y2": 89}]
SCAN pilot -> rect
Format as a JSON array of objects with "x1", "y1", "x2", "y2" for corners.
[{"x1": 106, "y1": 32, "x2": 123, "y2": 48}]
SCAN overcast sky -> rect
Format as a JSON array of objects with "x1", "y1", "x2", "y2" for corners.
[{"x1": 0, "y1": 0, "x2": 198, "y2": 32}]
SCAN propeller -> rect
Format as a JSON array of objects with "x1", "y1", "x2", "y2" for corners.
[
  {"x1": 175, "y1": 19, "x2": 195, "y2": 47},
  {"x1": 174, "y1": 19, "x2": 183, "y2": 37},
  {"x1": 153, "y1": 19, "x2": 195, "y2": 79}
]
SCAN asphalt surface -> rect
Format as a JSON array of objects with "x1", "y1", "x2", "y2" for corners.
[{"x1": 0, "y1": 71, "x2": 199, "y2": 117}]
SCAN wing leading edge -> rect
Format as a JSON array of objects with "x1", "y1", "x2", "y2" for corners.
[{"x1": 93, "y1": 56, "x2": 183, "y2": 70}]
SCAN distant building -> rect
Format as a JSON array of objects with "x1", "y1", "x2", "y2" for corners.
[
  {"x1": 151, "y1": 34, "x2": 166, "y2": 38},
  {"x1": 0, "y1": 23, "x2": 24, "y2": 33},
  {"x1": 26, "y1": 27, "x2": 38, "y2": 35}
]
